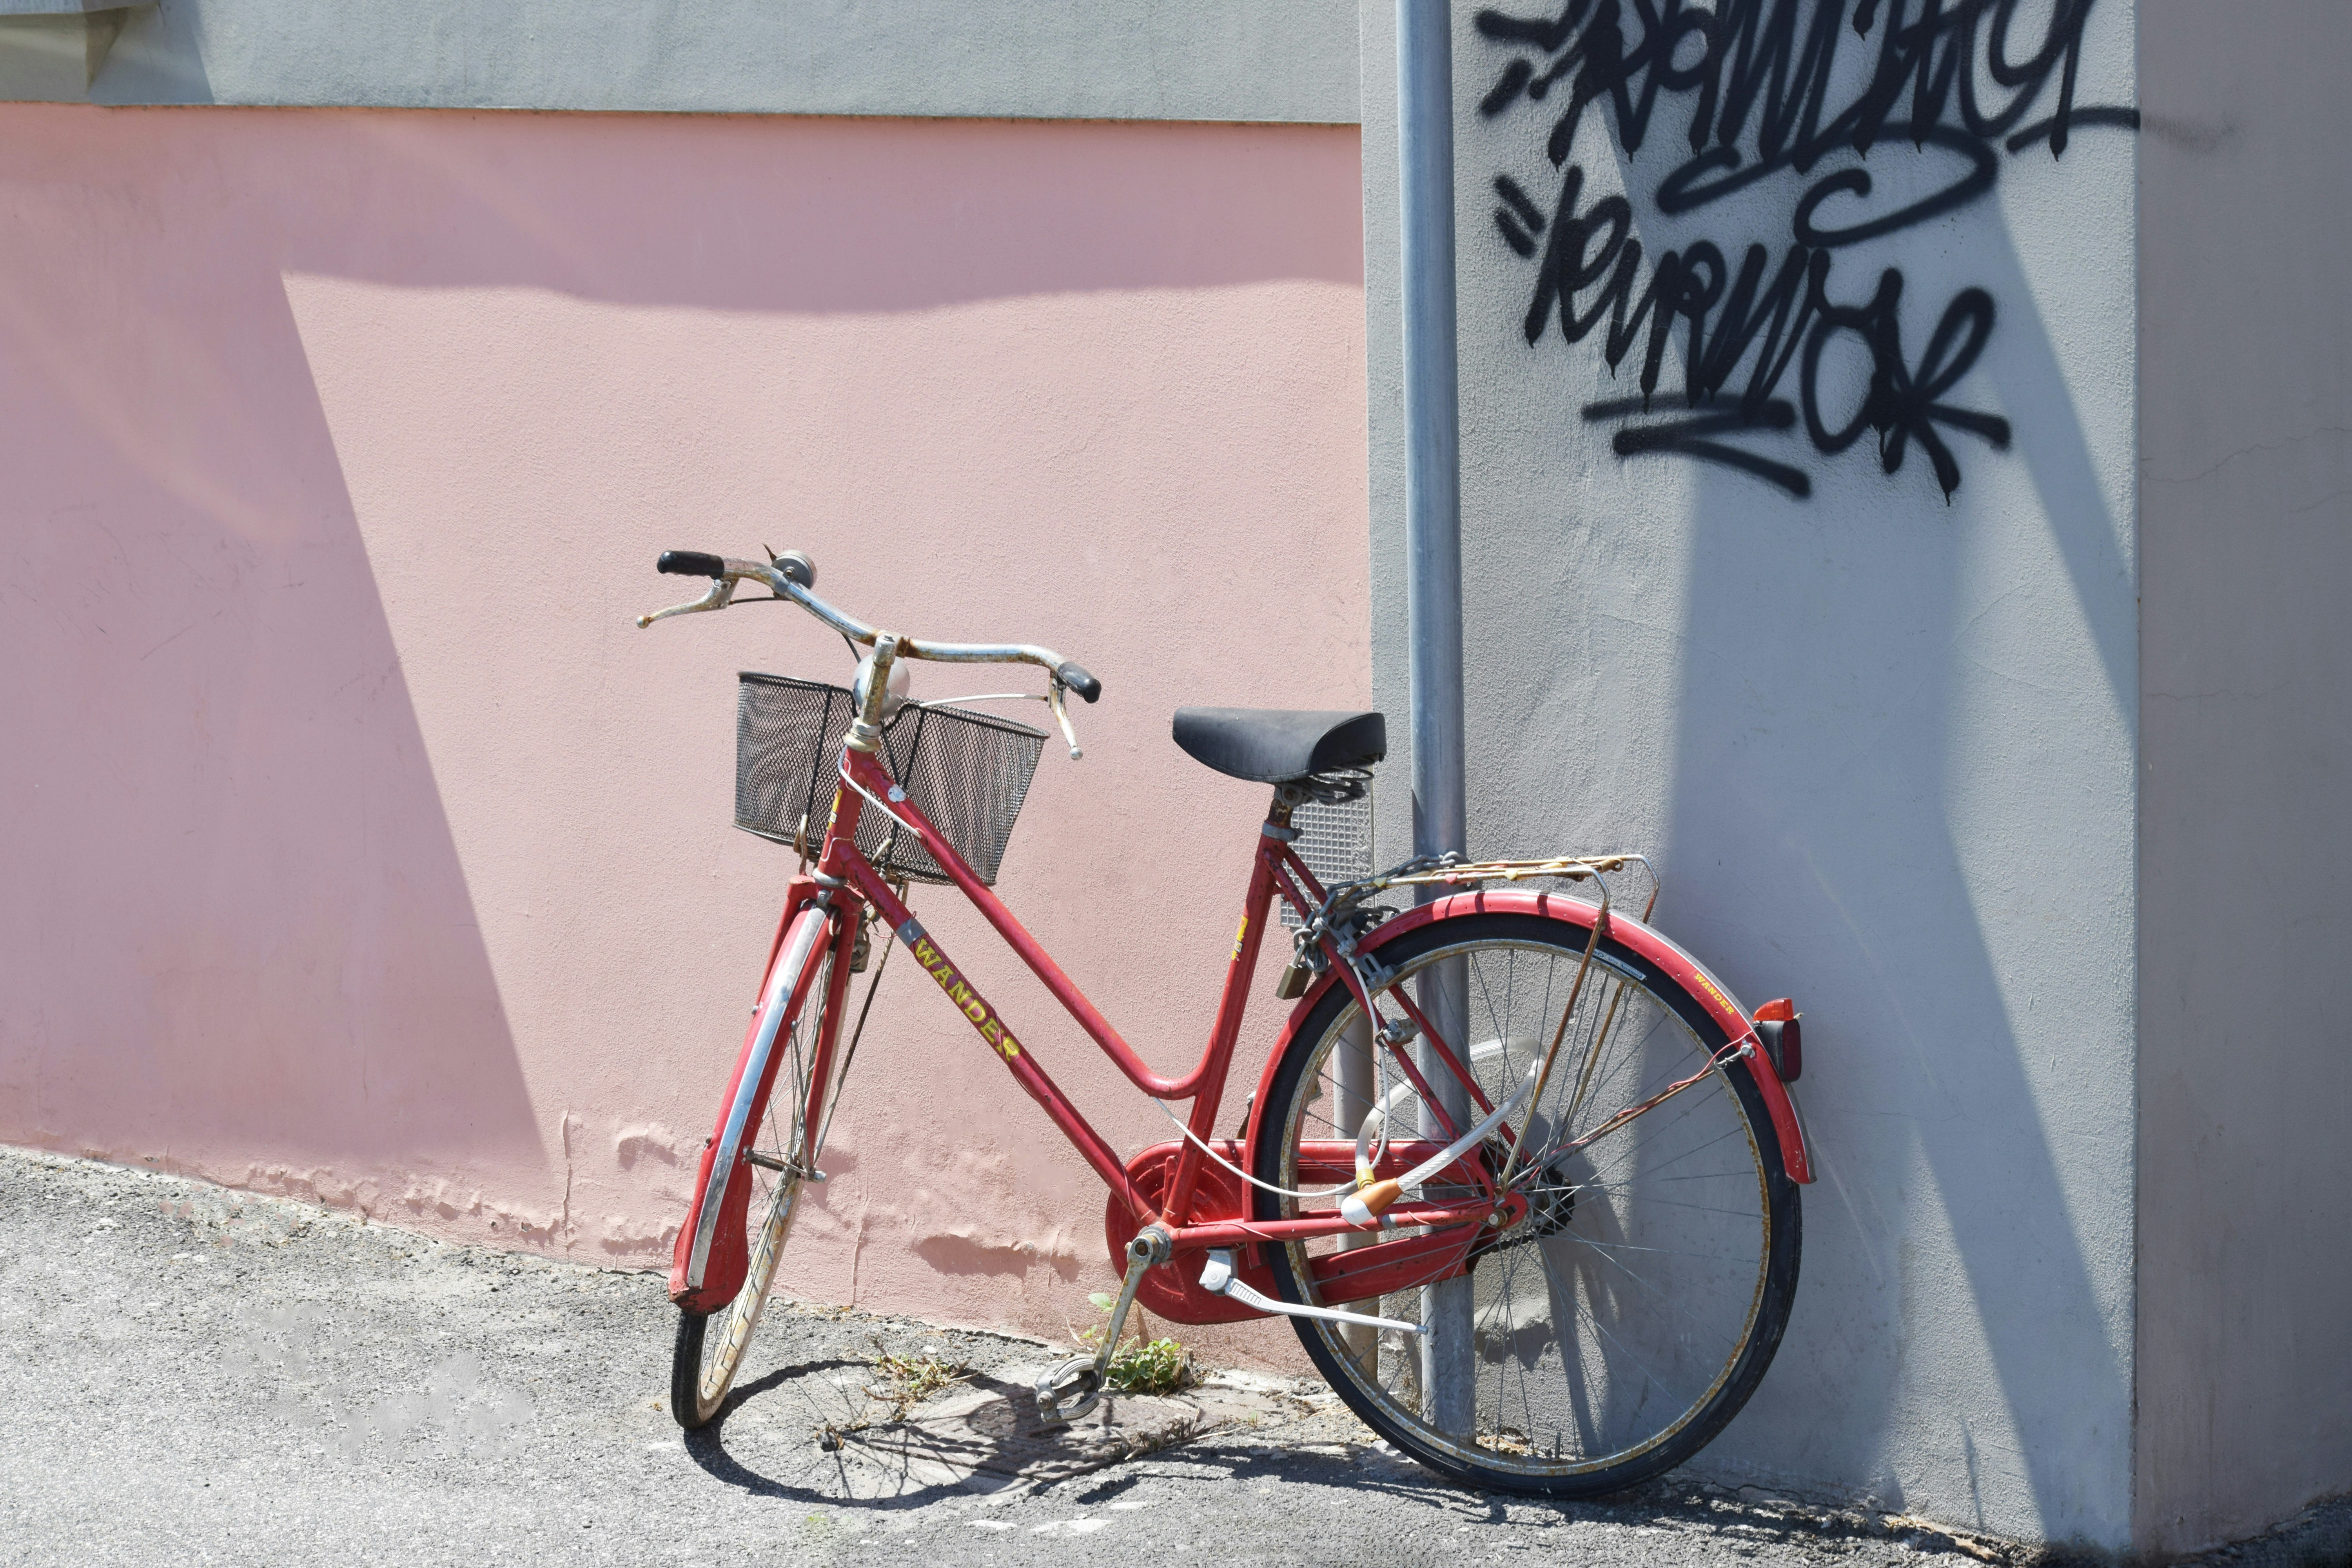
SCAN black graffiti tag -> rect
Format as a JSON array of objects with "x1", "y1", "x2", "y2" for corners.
[{"x1": 1478, "y1": 0, "x2": 2138, "y2": 500}]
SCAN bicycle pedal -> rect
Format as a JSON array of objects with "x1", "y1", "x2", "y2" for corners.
[{"x1": 1034, "y1": 1355, "x2": 1103, "y2": 1428}]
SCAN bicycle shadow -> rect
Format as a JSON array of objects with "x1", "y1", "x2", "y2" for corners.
[
  {"x1": 682, "y1": 1354, "x2": 2054, "y2": 1559},
  {"x1": 681, "y1": 1357, "x2": 1314, "y2": 1511},
  {"x1": 679, "y1": 1356, "x2": 927, "y2": 1508},
  {"x1": 682, "y1": 1361, "x2": 1107, "y2": 1508}
]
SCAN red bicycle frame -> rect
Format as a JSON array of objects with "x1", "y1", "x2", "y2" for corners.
[{"x1": 810, "y1": 742, "x2": 1495, "y2": 1253}]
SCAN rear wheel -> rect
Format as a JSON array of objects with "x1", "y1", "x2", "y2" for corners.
[
  {"x1": 671, "y1": 938, "x2": 847, "y2": 1428},
  {"x1": 1252, "y1": 911, "x2": 1800, "y2": 1494}
]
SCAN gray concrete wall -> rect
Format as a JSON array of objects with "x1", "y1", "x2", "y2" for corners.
[
  {"x1": 4, "y1": 0, "x2": 1359, "y2": 121},
  {"x1": 1365, "y1": 0, "x2": 2141, "y2": 1547},
  {"x1": 2136, "y1": 3, "x2": 2352, "y2": 1555}
]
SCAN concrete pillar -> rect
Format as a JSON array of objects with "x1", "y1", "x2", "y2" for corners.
[
  {"x1": 1363, "y1": 1, "x2": 2352, "y2": 1551},
  {"x1": 2135, "y1": 2, "x2": 2352, "y2": 1554}
]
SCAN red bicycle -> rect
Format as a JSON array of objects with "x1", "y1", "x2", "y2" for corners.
[{"x1": 639, "y1": 548, "x2": 1813, "y2": 1496}]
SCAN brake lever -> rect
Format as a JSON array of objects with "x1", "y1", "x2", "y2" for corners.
[
  {"x1": 635, "y1": 575, "x2": 738, "y2": 628},
  {"x1": 1045, "y1": 681, "x2": 1083, "y2": 761}
]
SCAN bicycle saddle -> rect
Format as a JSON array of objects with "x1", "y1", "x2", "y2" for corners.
[{"x1": 1171, "y1": 708, "x2": 1386, "y2": 784}]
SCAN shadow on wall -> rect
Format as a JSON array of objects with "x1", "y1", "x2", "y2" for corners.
[
  {"x1": 0, "y1": 107, "x2": 1361, "y2": 1221},
  {"x1": 1455, "y1": 0, "x2": 2138, "y2": 1543},
  {"x1": 1650, "y1": 198, "x2": 2135, "y2": 1541}
]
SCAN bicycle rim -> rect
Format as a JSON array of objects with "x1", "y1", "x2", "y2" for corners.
[{"x1": 1257, "y1": 914, "x2": 1797, "y2": 1492}]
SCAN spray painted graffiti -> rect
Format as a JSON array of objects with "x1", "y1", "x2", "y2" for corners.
[{"x1": 1477, "y1": 0, "x2": 2138, "y2": 499}]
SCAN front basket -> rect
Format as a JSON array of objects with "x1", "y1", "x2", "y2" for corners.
[{"x1": 733, "y1": 673, "x2": 1045, "y2": 886}]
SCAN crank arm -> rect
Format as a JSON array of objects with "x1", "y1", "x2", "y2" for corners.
[
  {"x1": 1199, "y1": 1250, "x2": 1426, "y2": 1336},
  {"x1": 1038, "y1": 1226, "x2": 1170, "y2": 1427}
]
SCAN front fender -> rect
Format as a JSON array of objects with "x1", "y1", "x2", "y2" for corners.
[
  {"x1": 669, "y1": 878, "x2": 835, "y2": 1312},
  {"x1": 1243, "y1": 889, "x2": 1812, "y2": 1185}
]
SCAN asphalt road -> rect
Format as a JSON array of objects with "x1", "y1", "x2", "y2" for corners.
[{"x1": 0, "y1": 1148, "x2": 2337, "y2": 1568}]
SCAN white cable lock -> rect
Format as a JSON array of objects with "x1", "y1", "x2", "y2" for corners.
[
  {"x1": 1337, "y1": 1070, "x2": 1541, "y2": 1227},
  {"x1": 1145, "y1": 1034, "x2": 1534, "y2": 1205},
  {"x1": 1147, "y1": 1094, "x2": 1356, "y2": 1201}
]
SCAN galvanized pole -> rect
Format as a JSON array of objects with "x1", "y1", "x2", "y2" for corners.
[
  {"x1": 1398, "y1": 2, "x2": 1465, "y2": 812},
  {"x1": 1397, "y1": 0, "x2": 1474, "y2": 1437}
]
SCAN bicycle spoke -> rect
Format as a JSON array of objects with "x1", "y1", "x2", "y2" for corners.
[
  {"x1": 1270, "y1": 922, "x2": 1786, "y2": 1488},
  {"x1": 1566, "y1": 1185, "x2": 1765, "y2": 1224},
  {"x1": 1584, "y1": 1120, "x2": 1748, "y2": 1190}
]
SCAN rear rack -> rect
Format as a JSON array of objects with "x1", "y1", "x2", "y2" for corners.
[{"x1": 1343, "y1": 852, "x2": 1660, "y2": 922}]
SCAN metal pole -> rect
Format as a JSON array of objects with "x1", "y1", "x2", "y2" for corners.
[
  {"x1": 1334, "y1": 1014, "x2": 1378, "y2": 1367},
  {"x1": 1399, "y1": 1, "x2": 1464, "y2": 816},
  {"x1": 1397, "y1": 0, "x2": 1474, "y2": 1439}
]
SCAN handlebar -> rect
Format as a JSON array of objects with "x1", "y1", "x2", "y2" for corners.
[
  {"x1": 638, "y1": 549, "x2": 1102, "y2": 753},
  {"x1": 655, "y1": 550, "x2": 727, "y2": 579}
]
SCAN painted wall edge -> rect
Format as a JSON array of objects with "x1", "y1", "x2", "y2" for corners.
[
  {"x1": 0, "y1": 0, "x2": 1364, "y2": 123},
  {"x1": 2134, "y1": 0, "x2": 2352, "y2": 1554}
]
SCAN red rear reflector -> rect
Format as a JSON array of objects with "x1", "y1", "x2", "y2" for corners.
[{"x1": 1753, "y1": 1000, "x2": 1802, "y2": 1082}]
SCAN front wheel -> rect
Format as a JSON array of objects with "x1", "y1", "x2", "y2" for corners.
[
  {"x1": 1252, "y1": 911, "x2": 1800, "y2": 1495},
  {"x1": 670, "y1": 934, "x2": 848, "y2": 1429}
]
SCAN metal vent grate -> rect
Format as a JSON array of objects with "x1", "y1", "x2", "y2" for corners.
[{"x1": 1282, "y1": 780, "x2": 1374, "y2": 928}]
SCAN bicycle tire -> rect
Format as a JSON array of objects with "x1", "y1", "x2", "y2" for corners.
[
  {"x1": 1251, "y1": 910, "x2": 1800, "y2": 1495},
  {"x1": 670, "y1": 933, "x2": 851, "y2": 1429}
]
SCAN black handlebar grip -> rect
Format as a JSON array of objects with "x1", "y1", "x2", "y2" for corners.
[
  {"x1": 1056, "y1": 662, "x2": 1102, "y2": 703},
  {"x1": 657, "y1": 550, "x2": 727, "y2": 578}
]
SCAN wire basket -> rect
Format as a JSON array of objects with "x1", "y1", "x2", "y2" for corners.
[{"x1": 733, "y1": 673, "x2": 1046, "y2": 886}]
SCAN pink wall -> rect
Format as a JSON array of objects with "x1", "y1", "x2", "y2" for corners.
[{"x1": 0, "y1": 107, "x2": 1368, "y2": 1359}]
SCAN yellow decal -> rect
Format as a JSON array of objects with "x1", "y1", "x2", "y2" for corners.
[
  {"x1": 909, "y1": 935, "x2": 1020, "y2": 1060},
  {"x1": 1232, "y1": 915, "x2": 1249, "y2": 960},
  {"x1": 1689, "y1": 969, "x2": 1735, "y2": 1018}
]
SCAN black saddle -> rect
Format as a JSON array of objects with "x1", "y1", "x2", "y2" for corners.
[{"x1": 1171, "y1": 708, "x2": 1387, "y2": 784}]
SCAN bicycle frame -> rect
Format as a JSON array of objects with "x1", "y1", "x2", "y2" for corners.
[{"x1": 797, "y1": 741, "x2": 1502, "y2": 1259}]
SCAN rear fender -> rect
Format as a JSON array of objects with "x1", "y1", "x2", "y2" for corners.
[{"x1": 1244, "y1": 889, "x2": 1812, "y2": 1186}]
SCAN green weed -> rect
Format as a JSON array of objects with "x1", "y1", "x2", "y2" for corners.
[{"x1": 1080, "y1": 1292, "x2": 1196, "y2": 1396}]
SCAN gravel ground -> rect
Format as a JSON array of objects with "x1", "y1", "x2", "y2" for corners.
[{"x1": 2, "y1": 1147, "x2": 2343, "y2": 1568}]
